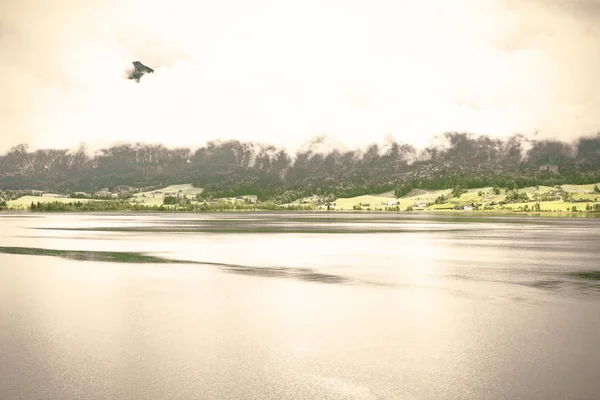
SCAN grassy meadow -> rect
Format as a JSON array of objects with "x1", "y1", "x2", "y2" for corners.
[
  {"x1": 4, "y1": 182, "x2": 600, "y2": 214},
  {"x1": 7, "y1": 195, "x2": 93, "y2": 210},
  {"x1": 132, "y1": 184, "x2": 205, "y2": 206},
  {"x1": 329, "y1": 183, "x2": 600, "y2": 213}
]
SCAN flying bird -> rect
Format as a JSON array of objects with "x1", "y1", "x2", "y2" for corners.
[{"x1": 127, "y1": 61, "x2": 154, "y2": 82}]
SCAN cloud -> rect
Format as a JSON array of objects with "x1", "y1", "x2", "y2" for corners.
[{"x1": 1, "y1": 0, "x2": 599, "y2": 153}]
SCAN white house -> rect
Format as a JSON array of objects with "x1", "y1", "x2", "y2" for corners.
[{"x1": 464, "y1": 204, "x2": 474, "y2": 211}]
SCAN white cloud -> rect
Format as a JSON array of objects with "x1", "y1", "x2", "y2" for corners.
[{"x1": 0, "y1": 0, "x2": 599, "y2": 153}]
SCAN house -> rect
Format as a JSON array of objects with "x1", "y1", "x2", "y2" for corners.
[
  {"x1": 464, "y1": 204, "x2": 474, "y2": 211},
  {"x1": 362, "y1": 203, "x2": 370, "y2": 207},
  {"x1": 549, "y1": 189, "x2": 566, "y2": 200},
  {"x1": 418, "y1": 202, "x2": 429, "y2": 208},
  {"x1": 242, "y1": 195, "x2": 258, "y2": 204},
  {"x1": 95, "y1": 190, "x2": 117, "y2": 198},
  {"x1": 387, "y1": 200, "x2": 399, "y2": 206}
]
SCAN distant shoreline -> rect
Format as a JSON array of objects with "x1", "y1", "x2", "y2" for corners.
[
  {"x1": 2, "y1": 208, "x2": 599, "y2": 219},
  {"x1": 3, "y1": 182, "x2": 599, "y2": 216}
]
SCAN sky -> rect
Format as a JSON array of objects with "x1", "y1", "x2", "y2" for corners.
[{"x1": 1, "y1": 0, "x2": 599, "y2": 153}]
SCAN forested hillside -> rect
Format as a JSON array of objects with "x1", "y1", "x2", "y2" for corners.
[{"x1": 1, "y1": 132, "x2": 599, "y2": 202}]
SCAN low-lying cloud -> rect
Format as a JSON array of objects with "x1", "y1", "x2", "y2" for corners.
[{"x1": 1, "y1": 0, "x2": 599, "y2": 154}]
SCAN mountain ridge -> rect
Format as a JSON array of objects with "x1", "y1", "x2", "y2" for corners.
[{"x1": 1, "y1": 132, "x2": 599, "y2": 201}]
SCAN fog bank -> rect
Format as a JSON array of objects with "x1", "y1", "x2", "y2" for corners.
[{"x1": 1, "y1": 0, "x2": 599, "y2": 153}]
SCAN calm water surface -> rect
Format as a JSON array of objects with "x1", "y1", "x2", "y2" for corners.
[{"x1": 1, "y1": 212, "x2": 599, "y2": 399}]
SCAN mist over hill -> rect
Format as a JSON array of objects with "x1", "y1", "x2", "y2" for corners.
[{"x1": 1, "y1": 132, "x2": 599, "y2": 201}]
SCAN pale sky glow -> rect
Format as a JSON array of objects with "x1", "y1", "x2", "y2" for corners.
[{"x1": 1, "y1": 0, "x2": 599, "y2": 152}]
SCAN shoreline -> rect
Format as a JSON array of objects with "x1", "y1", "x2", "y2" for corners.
[{"x1": 2, "y1": 208, "x2": 600, "y2": 218}]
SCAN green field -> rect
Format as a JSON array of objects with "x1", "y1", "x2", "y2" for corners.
[
  {"x1": 562, "y1": 184, "x2": 598, "y2": 193},
  {"x1": 132, "y1": 184, "x2": 204, "y2": 206},
  {"x1": 330, "y1": 194, "x2": 398, "y2": 210},
  {"x1": 131, "y1": 184, "x2": 258, "y2": 207},
  {"x1": 5, "y1": 182, "x2": 600, "y2": 213},
  {"x1": 498, "y1": 201, "x2": 596, "y2": 212},
  {"x1": 7, "y1": 195, "x2": 94, "y2": 210},
  {"x1": 330, "y1": 183, "x2": 600, "y2": 213}
]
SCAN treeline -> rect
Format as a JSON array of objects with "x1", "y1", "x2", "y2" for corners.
[
  {"x1": 2, "y1": 132, "x2": 600, "y2": 200},
  {"x1": 30, "y1": 201, "x2": 141, "y2": 212},
  {"x1": 28, "y1": 200, "x2": 316, "y2": 212},
  {"x1": 200, "y1": 171, "x2": 600, "y2": 202},
  {"x1": 391, "y1": 171, "x2": 600, "y2": 195}
]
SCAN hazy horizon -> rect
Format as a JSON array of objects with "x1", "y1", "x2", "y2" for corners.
[
  {"x1": 1, "y1": 0, "x2": 600, "y2": 153},
  {"x1": 3, "y1": 131, "x2": 599, "y2": 162}
]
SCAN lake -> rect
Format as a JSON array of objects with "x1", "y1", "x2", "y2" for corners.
[{"x1": 1, "y1": 212, "x2": 599, "y2": 399}]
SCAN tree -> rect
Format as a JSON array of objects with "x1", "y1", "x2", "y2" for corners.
[
  {"x1": 452, "y1": 186, "x2": 465, "y2": 198},
  {"x1": 163, "y1": 196, "x2": 178, "y2": 205},
  {"x1": 394, "y1": 183, "x2": 412, "y2": 198},
  {"x1": 594, "y1": 185, "x2": 600, "y2": 193},
  {"x1": 505, "y1": 190, "x2": 529, "y2": 203}
]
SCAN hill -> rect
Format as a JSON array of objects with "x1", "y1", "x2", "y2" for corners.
[{"x1": 1, "y1": 132, "x2": 599, "y2": 203}]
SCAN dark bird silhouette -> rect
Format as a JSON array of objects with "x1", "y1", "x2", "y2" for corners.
[{"x1": 127, "y1": 61, "x2": 154, "y2": 82}]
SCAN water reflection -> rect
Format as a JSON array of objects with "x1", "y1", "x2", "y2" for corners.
[{"x1": 1, "y1": 213, "x2": 600, "y2": 399}]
